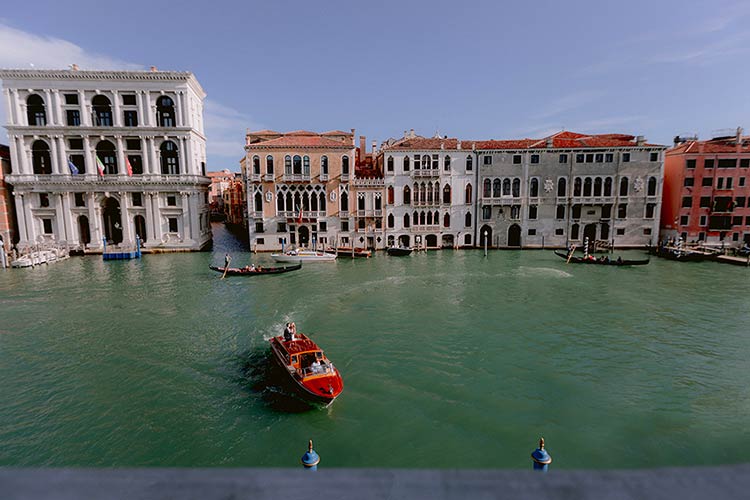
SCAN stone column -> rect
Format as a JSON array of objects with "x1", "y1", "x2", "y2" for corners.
[
  {"x1": 58, "y1": 135, "x2": 68, "y2": 175},
  {"x1": 112, "y1": 90, "x2": 121, "y2": 127},
  {"x1": 13, "y1": 136, "x2": 26, "y2": 174},
  {"x1": 12, "y1": 89, "x2": 23, "y2": 125},
  {"x1": 181, "y1": 192, "x2": 191, "y2": 241},
  {"x1": 20, "y1": 102, "x2": 28, "y2": 126},
  {"x1": 4, "y1": 89, "x2": 15, "y2": 125},
  {"x1": 185, "y1": 136, "x2": 194, "y2": 175},
  {"x1": 88, "y1": 192, "x2": 103, "y2": 248},
  {"x1": 120, "y1": 191, "x2": 133, "y2": 246},
  {"x1": 115, "y1": 135, "x2": 126, "y2": 176},
  {"x1": 149, "y1": 137, "x2": 159, "y2": 175},
  {"x1": 23, "y1": 194, "x2": 35, "y2": 244},
  {"x1": 51, "y1": 89, "x2": 63, "y2": 126},
  {"x1": 83, "y1": 136, "x2": 94, "y2": 177},
  {"x1": 13, "y1": 193, "x2": 28, "y2": 244},
  {"x1": 175, "y1": 92, "x2": 184, "y2": 127},
  {"x1": 55, "y1": 193, "x2": 68, "y2": 242},
  {"x1": 79, "y1": 90, "x2": 91, "y2": 126},
  {"x1": 189, "y1": 192, "x2": 200, "y2": 244},
  {"x1": 178, "y1": 137, "x2": 187, "y2": 175},
  {"x1": 62, "y1": 193, "x2": 77, "y2": 244},
  {"x1": 144, "y1": 192, "x2": 156, "y2": 243},
  {"x1": 151, "y1": 192, "x2": 162, "y2": 242},
  {"x1": 49, "y1": 136, "x2": 61, "y2": 175},
  {"x1": 43, "y1": 89, "x2": 54, "y2": 125},
  {"x1": 143, "y1": 91, "x2": 152, "y2": 127}
]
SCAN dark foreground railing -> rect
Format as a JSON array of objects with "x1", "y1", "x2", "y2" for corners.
[{"x1": 2, "y1": 465, "x2": 750, "y2": 500}]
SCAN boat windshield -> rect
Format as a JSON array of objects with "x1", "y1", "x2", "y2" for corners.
[{"x1": 299, "y1": 351, "x2": 334, "y2": 377}]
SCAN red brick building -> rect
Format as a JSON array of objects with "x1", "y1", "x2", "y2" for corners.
[
  {"x1": 661, "y1": 129, "x2": 750, "y2": 246},
  {"x1": 1, "y1": 144, "x2": 18, "y2": 253}
]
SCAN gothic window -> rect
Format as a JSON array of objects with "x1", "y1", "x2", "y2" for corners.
[
  {"x1": 404, "y1": 213, "x2": 410, "y2": 228},
  {"x1": 529, "y1": 178, "x2": 539, "y2": 197},
  {"x1": 503, "y1": 178, "x2": 511, "y2": 196},
  {"x1": 403, "y1": 185, "x2": 411, "y2": 204},
  {"x1": 340, "y1": 192, "x2": 348, "y2": 212},
  {"x1": 484, "y1": 179, "x2": 492, "y2": 198},
  {"x1": 512, "y1": 178, "x2": 520, "y2": 197},
  {"x1": 254, "y1": 192, "x2": 262, "y2": 212},
  {"x1": 604, "y1": 177, "x2": 612, "y2": 196},
  {"x1": 388, "y1": 213, "x2": 394, "y2": 228},
  {"x1": 620, "y1": 177, "x2": 629, "y2": 196},
  {"x1": 303, "y1": 156, "x2": 310, "y2": 177},
  {"x1": 594, "y1": 177, "x2": 602, "y2": 196},
  {"x1": 647, "y1": 176, "x2": 657, "y2": 196},
  {"x1": 493, "y1": 179, "x2": 501, "y2": 197},
  {"x1": 466, "y1": 155, "x2": 473, "y2": 171},
  {"x1": 465, "y1": 184, "x2": 472, "y2": 204},
  {"x1": 443, "y1": 213, "x2": 450, "y2": 227},
  {"x1": 558, "y1": 177, "x2": 567, "y2": 197},
  {"x1": 574, "y1": 177, "x2": 582, "y2": 196},
  {"x1": 293, "y1": 155, "x2": 302, "y2": 175},
  {"x1": 443, "y1": 184, "x2": 451, "y2": 204},
  {"x1": 266, "y1": 155, "x2": 274, "y2": 174},
  {"x1": 253, "y1": 155, "x2": 260, "y2": 175},
  {"x1": 444, "y1": 155, "x2": 451, "y2": 171},
  {"x1": 583, "y1": 177, "x2": 592, "y2": 196},
  {"x1": 342, "y1": 155, "x2": 349, "y2": 175},
  {"x1": 387, "y1": 186, "x2": 394, "y2": 205},
  {"x1": 403, "y1": 156, "x2": 410, "y2": 171},
  {"x1": 465, "y1": 212, "x2": 472, "y2": 227},
  {"x1": 387, "y1": 156, "x2": 394, "y2": 172}
]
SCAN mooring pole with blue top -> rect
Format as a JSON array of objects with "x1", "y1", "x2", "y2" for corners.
[
  {"x1": 531, "y1": 437, "x2": 552, "y2": 471},
  {"x1": 301, "y1": 440, "x2": 320, "y2": 470}
]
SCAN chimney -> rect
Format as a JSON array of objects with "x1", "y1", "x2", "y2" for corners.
[
  {"x1": 546, "y1": 137, "x2": 553, "y2": 148},
  {"x1": 636, "y1": 135, "x2": 645, "y2": 146},
  {"x1": 736, "y1": 126, "x2": 743, "y2": 144},
  {"x1": 359, "y1": 136, "x2": 366, "y2": 160},
  {"x1": 404, "y1": 130, "x2": 408, "y2": 138},
  {"x1": 440, "y1": 142, "x2": 445, "y2": 150},
  {"x1": 372, "y1": 140, "x2": 377, "y2": 155},
  {"x1": 410, "y1": 128, "x2": 415, "y2": 138},
  {"x1": 457, "y1": 140, "x2": 462, "y2": 149},
  {"x1": 70, "y1": 64, "x2": 79, "y2": 71}
]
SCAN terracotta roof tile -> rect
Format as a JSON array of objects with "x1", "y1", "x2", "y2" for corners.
[
  {"x1": 667, "y1": 138, "x2": 750, "y2": 154},
  {"x1": 247, "y1": 135, "x2": 352, "y2": 149},
  {"x1": 321, "y1": 130, "x2": 352, "y2": 136}
]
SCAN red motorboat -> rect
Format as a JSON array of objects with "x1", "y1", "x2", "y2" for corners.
[{"x1": 269, "y1": 331, "x2": 343, "y2": 404}]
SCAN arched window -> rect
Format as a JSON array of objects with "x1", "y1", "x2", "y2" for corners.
[
  {"x1": 419, "y1": 183, "x2": 426, "y2": 203},
  {"x1": 403, "y1": 156, "x2": 410, "y2": 171},
  {"x1": 420, "y1": 211, "x2": 426, "y2": 225},
  {"x1": 493, "y1": 179, "x2": 501, "y2": 197},
  {"x1": 286, "y1": 192, "x2": 292, "y2": 211},
  {"x1": 443, "y1": 184, "x2": 451, "y2": 204},
  {"x1": 321, "y1": 156, "x2": 328, "y2": 176},
  {"x1": 277, "y1": 192, "x2": 284, "y2": 211},
  {"x1": 266, "y1": 155, "x2": 274, "y2": 174},
  {"x1": 387, "y1": 186, "x2": 394, "y2": 205},
  {"x1": 466, "y1": 155, "x2": 473, "y2": 171},
  {"x1": 342, "y1": 155, "x2": 350, "y2": 175},
  {"x1": 302, "y1": 156, "x2": 310, "y2": 177},
  {"x1": 503, "y1": 178, "x2": 511, "y2": 196},
  {"x1": 434, "y1": 184, "x2": 440, "y2": 203},
  {"x1": 529, "y1": 178, "x2": 539, "y2": 197},
  {"x1": 574, "y1": 177, "x2": 582, "y2": 196},
  {"x1": 403, "y1": 213, "x2": 410, "y2": 228},
  {"x1": 620, "y1": 177, "x2": 629, "y2": 196},
  {"x1": 403, "y1": 185, "x2": 411, "y2": 205},
  {"x1": 387, "y1": 156, "x2": 394, "y2": 172},
  {"x1": 160, "y1": 140, "x2": 179, "y2": 175},
  {"x1": 252, "y1": 155, "x2": 260, "y2": 175},
  {"x1": 465, "y1": 212, "x2": 472, "y2": 227},
  {"x1": 311, "y1": 192, "x2": 318, "y2": 211},
  {"x1": 443, "y1": 213, "x2": 450, "y2": 227},
  {"x1": 340, "y1": 192, "x2": 348, "y2": 212},
  {"x1": 594, "y1": 177, "x2": 602, "y2": 196},
  {"x1": 413, "y1": 211, "x2": 419, "y2": 225},
  {"x1": 444, "y1": 155, "x2": 451, "y2": 171},
  {"x1": 647, "y1": 176, "x2": 657, "y2": 196},
  {"x1": 319, "y1": 192, "x2": 326, "y2": 212},
  {"x1": 92, "y1": 95, "x2": 113, "y2": 126},
  {"x1": 254, "y1": 192, "x2": 262, "y2": 212},
  {"x1": 426, "y1": 182, "x2": 433, "y2": 204},
  {"x1": 26, "y1": 94, "x2": 47, "y2": 126},
  {"x1": 583, "y1": 177, "x2": 592, "y2": 196},
  {"x1": 156, "y1": 96, "x2": 176, "y2": 127},
  {"x1": 465, "y1": 183, "x2": 472, "y2": 204},
  {"x1": 97, "y1": 140, "x2": 118, "y2": 175},
  {"x1": 427, "y1": 211, "x2": 433, "y2": 225},
  {"x1": 293, "y1": 155, "x2": 302, "y2": 175},
  {"x1": 31, "y1": 140, "x2": 52, "y2": 175},
  {"x1": 512, "y1": 178, "x2": 520, "y2": 197},
  {"x1": 388, "y1": 213, "x2": 394, "y2": 228},
  {"x1": 604, "y1": 177, "x2": 612, "y2": 196},
  {"x1": 483, "y1": 179, "x2": 492, "y2": 198},
  {"x1": 571, "y1": 223, "x2": 580, "y2": 240},
  {"x1": 284, "y1": 155, "x2": 292, "y2": 175},
  {"x1": 558, "y1": 178, "x2": 567, "y2": 197}
]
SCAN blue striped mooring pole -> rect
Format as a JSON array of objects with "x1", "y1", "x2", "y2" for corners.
[
  {"x1": 301, "y1": 439, "x2": 320, "y2": 470},
  {"x1": 531, "y1": 437, "x2": 552, "y2": 472}
]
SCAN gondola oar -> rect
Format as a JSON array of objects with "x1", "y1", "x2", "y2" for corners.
[{"x1": 566, "y1": 245, "x2": 576, "y2": 264}]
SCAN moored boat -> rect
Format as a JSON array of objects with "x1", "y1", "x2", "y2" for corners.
[
  {"x1": 209, "y1": 263, "x2": 302, "y2": 276},
  {"x1": 271, "y1": 249, "x2": 337, "y2": 263},
  {"x1": 269, "y1": 331, "x2": 343, "y2": 404},
  {"x1": 387, "y1": 246, "x2": 413, "y2": 256},
  {"x1": 554, "y1": 250, "x2": 650, "y2": 266},
  {"x1": 332, "y1": 246, "x2": 371, "y2": 258},
  {"x1": 647, "y1": 245, "x2": 710, "y2": 262}
]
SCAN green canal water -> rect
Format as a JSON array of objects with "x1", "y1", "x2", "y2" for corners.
[{"x1": 1, "y1": 224, "x2": 749, "y2": 469}]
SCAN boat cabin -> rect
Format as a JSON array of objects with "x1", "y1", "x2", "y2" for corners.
[{"x1": 275, "y1": 335, "x2": 334, "y2": 378}]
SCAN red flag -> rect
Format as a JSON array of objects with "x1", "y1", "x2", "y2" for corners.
[{"x1": 125, "y1": 156, "x2": 133, "y2": 177}]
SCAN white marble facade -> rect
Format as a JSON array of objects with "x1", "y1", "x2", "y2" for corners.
[{"x1": 0, "y1": 68, "x2": 211, "y2": 253}]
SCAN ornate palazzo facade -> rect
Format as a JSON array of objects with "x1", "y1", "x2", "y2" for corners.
[{"x1": 0, "y1": 68, "x2": 211, "y2": 253}]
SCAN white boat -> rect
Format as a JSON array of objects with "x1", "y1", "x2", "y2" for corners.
[
  {"x1": 10, "y1": 249, "x2": 69, "y2": 268},
  {"x1": 271, "y1": 249, "x2": 337, "y2": 263}
]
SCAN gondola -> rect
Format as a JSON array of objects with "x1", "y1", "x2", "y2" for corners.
[
  {"x1": 386, "y1": 247, "x2": 413, "y2": 256},
  {"x1": 647, "y1": 246, "x2": 710, "y2": 262},
  {"x1": 209, "y1": 263, "x2": 302, "y2": 276},
  {"x1": 554, "y1": 251, "x2": 650, "y2": 266}
]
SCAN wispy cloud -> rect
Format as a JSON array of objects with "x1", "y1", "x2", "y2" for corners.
[
  {"x1": 203, "y1": 99, "x2": 263, "y2": 166},
  {"x1": 533, "y1": 90, "x2": 607, "y2": 120}
]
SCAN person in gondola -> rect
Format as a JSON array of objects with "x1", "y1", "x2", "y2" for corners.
[
  {"x1": 224, "y1": 253, "x2": 231, "y2": 269},
  {"x1": 616, "y1": 256, "x2": 623, "y2": 264}
]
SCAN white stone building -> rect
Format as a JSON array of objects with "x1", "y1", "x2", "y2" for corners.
[
  {"x1": 0, "y1": 67, "x2": 211, "y2": 253},
  {"x1": 379, "y1": 132, "x2": 477, "y2": 249}
]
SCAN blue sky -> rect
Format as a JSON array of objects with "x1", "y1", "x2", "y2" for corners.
[{"x1": 2, "y1": 0, "x2": 750, "y2": 171}]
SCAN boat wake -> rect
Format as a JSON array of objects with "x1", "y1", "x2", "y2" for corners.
[{"x1": 516, "y1": 266, "x2": 573, "y2": 279}]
